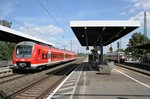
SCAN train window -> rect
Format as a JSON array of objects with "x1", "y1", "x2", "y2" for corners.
[
  {"x1": 46, "y1": 53, "x2": 47, "y2": 59},
  {"x1": 52, "y1": 54, "x2": 54, "y2": 58},
  {"x1": 16, "y1": 45, "x2": 32, "y2": 58},
  {"x1": 42, "y1": 53, "x2": 44, "y2": 59},
  {"x1": 38, "y1": 49, "x2": 40, "y2": 54}
]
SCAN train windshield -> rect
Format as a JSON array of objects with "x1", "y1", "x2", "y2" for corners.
[{"x1": 16, "y1": 45, "x2": 33, "y2": 58}]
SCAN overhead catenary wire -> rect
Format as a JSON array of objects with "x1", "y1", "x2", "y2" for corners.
[
  {"x1": 36, "y1": 0, "x2": 70, "y2": 45},
  {"x1": 36, "y1": 0, "x2": 76, "y2": 50},
  {"x1": 2, "y1": 15, "x2": 63, "y2": 46},
  {"x1": 37, "y1": 0, "x2": 74, "y2": 39},
  {"x1": 54, "y1": 0, "x2": 74, "y2": 38},
  {"x1": 36, "y1": 0, "x2": 64, "y2": 30},
  {"x1": 53, "y1": 0, "x2": 79, "y2": 51},
  {"x1": 54, "y1": 0, "x2": 68, "y2": 23},
  {"x1": 13, "y1": 0, "x2": 34, "y2": 17},
  {"x1": 2, "y1": 16, "x2": 23, "y2": 27},
  {"x1": 1, "y1": 0, "x2": 75, "y2": 50},
  {"x1": 9, "y1": 0, "x2": 64, "y2": 45}
]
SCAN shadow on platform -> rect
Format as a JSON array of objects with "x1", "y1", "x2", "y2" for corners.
[{"x1": 53, "y1": 93, "x2": 150, "y2": 98}]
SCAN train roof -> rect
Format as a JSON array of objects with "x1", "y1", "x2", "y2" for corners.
[
  {"x1": 16, "y1": 41, "x2": 35, "y2": 46},
  {"x1": 16, "y1": 41, "x2": 76, "y2": 54},
  {"x1": 106, "y1": 51, "x2": 124, "y2": 55}
]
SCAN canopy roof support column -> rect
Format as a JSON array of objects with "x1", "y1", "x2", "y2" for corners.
[
  {"x1": 84, "y1": 27, "x2": 89, "y2": 50},
  {"x1": 100, "y1": 31, "x2": 103, "y2": 64}
]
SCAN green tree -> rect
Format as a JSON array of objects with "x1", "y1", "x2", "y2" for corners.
[
  {"x1": 77, "y1": 53, "x2": 87, "y2": 57},
  {"x1": 125, "y1": 32, "x2": 150, "y2": 60},
  {"x1": 0, "y1": 20, "x2": 12, "y2": 28},
  {"x1": 0, "y1": 20, "x2": 15, "y2": 60}
]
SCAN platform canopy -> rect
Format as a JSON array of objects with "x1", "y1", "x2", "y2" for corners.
[
  {"x1": 70, "y1": 21, "x2": 140, "y2": 46},
  {"x1": 0, "y1": 25, "x2": 54, "y2": 46}
]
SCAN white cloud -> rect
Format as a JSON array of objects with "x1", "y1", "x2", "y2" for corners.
[
  {"x1": 0, "y1": 2, "x2": 15, "y2": 19},
  {"x1": 129, "y1": 11, "x2": 150, "y2": 29},
  {"x1": 122, "y1": 0, "x2": 150, "y2": 15},
  {"x1": 130, "y1": 12, "x2": 150, "y2": 20},
  {"x1": 18, "y1": 23, "x2": 63, "y2": 35},
  {"x1": 133, "y1": 0, "x2": 150, "y2": 9},
  {"x1": 130, "y1": 12, "x2": 144, "y2": 21},
  {"x1": 17, "y1": 23, "x2": 64, "y2": 44}
]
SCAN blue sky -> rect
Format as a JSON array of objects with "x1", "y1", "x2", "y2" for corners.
[{"x1": 0, "y1": 0, "x2": 150, "y2": 53}]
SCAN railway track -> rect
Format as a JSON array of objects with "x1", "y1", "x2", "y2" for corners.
[
  {"x1": 0, "y1": 74, "x2": 26, "y2": 84},
  {"x1": 5, "y1": 59, "x2": 83, "y2": 99},
  {"x1": 115, "y1": 63, "x2": 150, "y2": 76}
]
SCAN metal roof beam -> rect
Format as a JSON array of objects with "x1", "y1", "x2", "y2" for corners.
[{"x1": 103, "y1": 27, "x2": 126, "y2": 45}]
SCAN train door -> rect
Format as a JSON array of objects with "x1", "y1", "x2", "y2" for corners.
[
  {"x1": 48, "y1": 51, "x2": 51, "y2": 63},
  {"x1": 64, "y1": 53, "x2": 65, "y2": 61},
  {"x1": 37, "y1": 49, "x2": 41, "y2": 64}
]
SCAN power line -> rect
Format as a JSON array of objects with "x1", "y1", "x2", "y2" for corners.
[
  {"x1": 54, "y1": 0, "x2": 73, "y2": 38},
  {"x1": 17, "y1": 0, "x2": 65, "y2": 45},
  {"x1": 36, "y1": 0, "x2": 67, "y2": 44},
  {"x1": 4, "y1": 16, "x2": 63, "y2": 45},
  {"x1": 3, "y1": 0, "x2": 75, "y2": 49},
  {"x1": 54, "y1": 0, "x2": 67, "y2": 22},
  {"x1": 36, "y1": 0, "x2": 74, "y2": 47},
  {"x1": 4, "y1": 16, "x2": 23, "y2": 27},
  {"x1": 14, "y1": 0, "x2": 34, "y2": 16},
  {"x1": 36, "y1": 0, "x2": 63, "y2": 30}
]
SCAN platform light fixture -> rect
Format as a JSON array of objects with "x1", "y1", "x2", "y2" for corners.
[
  {"x1": 102, "y1": 27, "x2": 106, "y2": 31},
  {"x1": 82, "y1": 34, "x2": 84, "y2": 37},
  {"x1": 86, "y1": 46, "x2": 89, "y2": 50}
]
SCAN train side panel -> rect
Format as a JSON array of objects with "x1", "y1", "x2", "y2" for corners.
[
  {"x1": 31, "y1": 44, "x2": 49, "y2": 68},
  {"x1": 13, "y1": 41, "x2": 77, "y2": 70}
]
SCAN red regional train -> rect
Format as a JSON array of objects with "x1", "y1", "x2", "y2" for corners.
[{"x1": 13, "y1": 41, "x2": 77, "y2": 71}]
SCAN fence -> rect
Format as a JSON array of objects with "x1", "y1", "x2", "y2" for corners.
[{"x1": 0, "y1": 60, "x2": 8, "y2": 67}]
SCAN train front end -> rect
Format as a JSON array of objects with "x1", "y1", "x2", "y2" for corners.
[
  {"x1": 119, "y1": 52, "x2": 126, "y2": 63},
  {"x1": 13, "y1": 41, "x2": 35, "y2": 70}
]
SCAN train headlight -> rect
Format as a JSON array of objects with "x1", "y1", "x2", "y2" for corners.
[{"x1": 21, "y1": 59, "x2": 25, "y2": 61}]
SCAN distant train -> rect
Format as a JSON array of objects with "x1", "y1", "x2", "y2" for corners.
[
  {"x1": 13, "y1": 41, "x2": 77, "y2": 71},
  {"x1": 105, "y1": 51, "x2": 126, "y2": 63}
]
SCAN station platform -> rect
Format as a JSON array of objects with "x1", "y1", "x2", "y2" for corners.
[
  {"x1": 125, "y1": 61, "x2": 150, "y2": 66},
  {"x1": 123, "y1": 61, "x2": 150, "y2": 75},
  {"x1": 47, "y1": 58, "x2": 150, "y2": 99}
]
